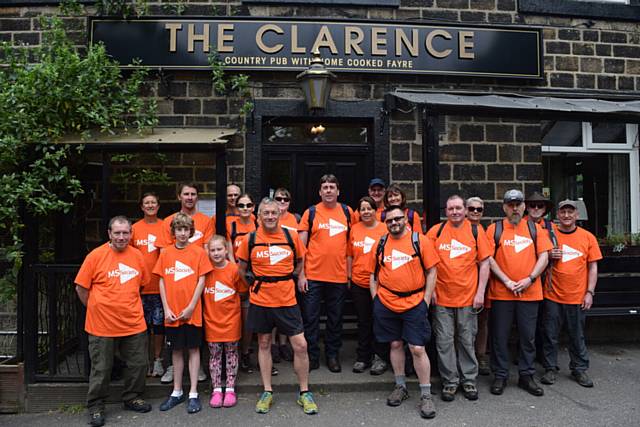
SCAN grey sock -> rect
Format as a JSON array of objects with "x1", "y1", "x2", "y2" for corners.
[
  {"x1": 395, "y1": 375, "x2": 406, "y2": 387},
  {"x1": 420, "y1": 383, "x2": 431, "y2": 397}
]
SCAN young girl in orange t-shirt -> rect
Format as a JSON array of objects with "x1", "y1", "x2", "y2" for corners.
[{"x1": 204, "y1": 235, "x2": 248, "y2": 408}]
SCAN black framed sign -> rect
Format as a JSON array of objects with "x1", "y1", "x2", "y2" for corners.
[{"x1": 91, "y1": 17, "x2": 543, "y2": 79}]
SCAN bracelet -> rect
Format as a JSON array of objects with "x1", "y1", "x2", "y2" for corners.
[
  {"x1": 586, "y1": 290, "x2": 595, "y2": 296},
  {"x1": 529, "y1": 275, "x2": 536, "y2": 283}
]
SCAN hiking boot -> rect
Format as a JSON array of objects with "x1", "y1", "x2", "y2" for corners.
[
  {"x1": 255, "y1": 391, "x2": 273, "y2": 414},
  {"x1": 572, "y1": 371, "x2": 594, "y2": 388},
  {"x1": 151, "y1": 358, "x2": 164, "y2": 377},
  {"x1": 297, "y1": 391, "x2": 319, "y2": 415},
  {"x1": 88, "y1": 409, "x2": 105, "y2": 427},
  {"x1": 462, "y1": 383, "x2": 479, "y2": 401},
  {"x1": 419, "y1": 395, "x2": 436, "y2": 419},
  {"x1": 370, "y1": 355, "x2": 388, "y2": 376},
  {"x1": 386, "y1": 384, "x2": 409, "y2": 407},
  {"x1": 187, "y1": 397, "x2": 202, "y2": 414},
  {"x1": 123, "y1": 398, "x2": 151, "y2": 413},
  {"x1": 490, "y1": 378, "x2": 507, "y2": 395},
  {"x1": 541, "y1": 369, "x2": 557, "y2": 385},
  {"x1": 241, "y1": 352, "x2": 254, "y2": 373},
  {"x1": 478, "y1": 356, "x2": 491, "y2": 376},
  {"x1": 197, "y1": 366, "x2": 207, "y2": 382},
  {"x1": 352, "y1": 361, "x2": 370, "y2": 373},
  {"x1": 518, "y1": 375, "x2": 544, "y2": 396},
  {"x1": 160, "y1": 365, "x2": 174, "y2": 384},
  {"x1": 271, "y1": 344, "x2": 281, "y2": 363},
  {"x1": 441, "y1": 384, "x2": 457, "y2": 402},
  {"x1": 159, "y1": 394, "x2": 185, "y2": 411},
  {"x1": 279, "y1": 344, "x2": 294, "y2": 362}
]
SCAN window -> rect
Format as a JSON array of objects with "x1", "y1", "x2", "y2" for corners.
[
  {"x1": 519, "y1": 0, "x2": 640, "y2": 21},
  {"x1": 542, "y1": 122, "x2": 640, "y2": 236},
  {"x1": 263, "y1": 119, "x2": 369, "y2": 145}
]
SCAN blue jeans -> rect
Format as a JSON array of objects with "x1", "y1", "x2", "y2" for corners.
[
  {"x1": 542, "y1": 299, "x2": 589, "y2": 373},
  {"x1": 302, "y1": 280, "x2": 347, "y2": 361}
]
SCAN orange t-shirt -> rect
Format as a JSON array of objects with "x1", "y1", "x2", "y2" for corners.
[
  {"x1": 348, "y1": 221, "x2": 387, "y2": 288},
  {"x1": 75, "y1": 243, "x2": 149, "y2": 337},
  {"x1": 487, "y1": 219, "x2": 553, "y2": 301},
  {"x1": 226, "y1": 216, "x2": 257, "y2": 257},
  {"x1": 279, "y1": 211, "x2": 300, "y2": 231},
  {"x1": 202, "y1": 262, "x2": 248, "y2": 342},
  {"x1": 426, "y1": 220, "x2": 492, "y2": 307},
  {"x1": 157, "y1": 211, "x2": 214, "y2": 249},
  {"x1": 131, "y1": 219, "x2": 163, "y2": 295},
  {"x1": 236, "y1": 227, "x2": 306, "y2": 308},
  {"x1": 299, "y1": 203, "x2": 355, "y2": 283},
  {"x1": 545, "y1": 226, "x2": 602, "y2": 304},
  {"x1": 368, "y1": 232, "x2": 440, "y2": 313},
  {"x1": 153, "y1": 243, "x2": 213, "y2": 327}
]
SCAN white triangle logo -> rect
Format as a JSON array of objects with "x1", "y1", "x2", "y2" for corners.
[
  {"x1": 363, "y1": 236, "x2": 376, "y2": 254},
  {"x1": 147, "y1": 233, "x2": 157, "y2": 253},
  {"x1": 269, "y1": 245, "x2": 291, "y2": 265},
  {"x1": 118, "y1": 263, "x2": 139, "y2": 285},
  {"x1": 328, "y1": 218, "x2": 347, "y2": 237},
  {"x1": 189, "y1": 230, "x2": 203, "y2": 243},
  {"x1": 514, "y1": 234, "x2": 533, "y2": 253},
  {"x1": 174, "y1": 260, "x2": 195, "y2": 281},
  {"x1": 449, "y1": 239, "x2": 471, "y2": 259},
  {"x1": 214, "y1": 280, "x2": 236, "y2": 302},
  {"x1": 561, "y1": 244, "x2": 583, "y2": 263},
  {"x1": 391, "y1": 249, "x2": 413, "y2": 270}
]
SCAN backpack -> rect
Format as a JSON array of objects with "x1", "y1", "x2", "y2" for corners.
[
  {"x1": 306, "y1": 203, "x2": 351, "y2": 245},
  {"x1": 230, "y1": 219, "x2": 258, "y2": 247},
  {"x1": 493, "y1": 218, "x2": 538, "y2": 257},
  {"x1": 245, "y1": 226, "x2": 297, "y2": 294},
  {"x1": 436, "y1": 221, "x2": 478, "y2": 243},
  {"x1": 373, "y1": 231, "x2": 425, "y2": 282}
]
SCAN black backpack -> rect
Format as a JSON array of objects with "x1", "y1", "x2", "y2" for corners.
[
  {"x1": 230, "y1": 219, "x2": 258, "y2": 247},
  {"x1": 373, "y1": 231, "x2": 426, "y2": 298},
  {"x1": 245, "y1": 227, "x2": 297, "y2": 294}
]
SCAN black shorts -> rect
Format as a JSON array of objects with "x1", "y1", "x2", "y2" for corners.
[
  {"x1": 373, "y1": 297, "x2": 431, "y2": 346},
  {"x1": 165, "y1": 324, "x2": 202, "y2": 350},
  {"x1": 247, "y1": 304, "x2": 304, "y2": 337}
]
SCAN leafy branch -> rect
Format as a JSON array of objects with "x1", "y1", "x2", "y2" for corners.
[{"x1": 208, "y1": 53, "x2": 254, "y2": 129}]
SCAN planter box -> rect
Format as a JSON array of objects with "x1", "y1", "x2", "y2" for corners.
[{"x1": 0, "y1": 362, "x2": 25, "y2": 413}]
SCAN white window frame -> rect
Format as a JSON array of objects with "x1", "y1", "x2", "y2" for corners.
[{"x1": 542, "y1": 122, "x2": 640, "y2": 233}]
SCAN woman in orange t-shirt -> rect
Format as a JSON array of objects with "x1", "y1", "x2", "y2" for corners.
[
  {"x1": 131, "y1": 192, "x2": 165, "y2": 377},
  {"x1": 226, "y1": 193, "x2": 257, "y2": 262},
  {"x1": 348, "y1": 196, "x2": 388, "y2": 373},
  {"x1": 383, "y1": 184, "x2": 424, "y2": 233},
  {"x1": 204, "y1": 235, "x2": 248, "y2": 409}
]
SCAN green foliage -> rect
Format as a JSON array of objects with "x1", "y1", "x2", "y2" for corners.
[
  {"x1": 161, "y1": 1, "x2": 187, "y2": 16},
  {"x1": 208, "y1": 53, "x2": 254, "y2": 129},
  {"x1": 97, "y1": 0, "x2": 149, "y2": 18},
  {"x1": 0, "y1": 5, "x2": 157, "y2": 300},
  {"x1": 111, "y1": 153, "x2": 170, "y2": 184}
]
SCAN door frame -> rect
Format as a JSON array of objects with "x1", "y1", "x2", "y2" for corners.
[{"x1": 245, "y1": 99, "x2": 389, "y2": 199}]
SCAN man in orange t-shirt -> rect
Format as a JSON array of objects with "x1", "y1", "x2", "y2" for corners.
[
  {"x1": 369, "y1": 206, "x2": 439, "y2": 419},
  {"x1": 426, "y1": 195, "x2": 491, "y2": 402},
  {"x1": 298, "y1": 174, "x2": 355, "y2": 373},
  {"x1": 540, "y1": 200, "x2": 602, "y2": 389},
  {"x1": 157, "y1": 183, "x2": 214, "y2": 250},
  {"x1": 75, "y1": 216, "x2": 152, "y2": 426},
  {"x1": 487, "y1": 189, "x2": 552, "y2": 397},
  {"x1": 237, "y1": 198, "x2": 318, "y2": 415}
]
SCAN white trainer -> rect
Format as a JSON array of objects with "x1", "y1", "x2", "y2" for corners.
[
  {"x1": 152, "y1": 358, "x2": 164, "y2": 377},
  {"x1": 160, "y1": 365, "x2": 174, "y2": 384}
]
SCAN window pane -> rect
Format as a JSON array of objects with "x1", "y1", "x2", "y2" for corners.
[
  {"x1": 541, "y1": 121, "x2": 582, "y2": 147},
  {"x1": 264, "y1": 120, "x2": 369, "y2": 145},
  {"x1": 591, "y1": 122, "x2": 627, "y2": 144}
]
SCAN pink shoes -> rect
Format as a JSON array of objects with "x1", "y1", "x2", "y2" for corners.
[
  {"x1": 209, "y1": 391, "x2": 223, "y2": 408},
  {"x1": 223, "y1": 391, "x2": 237, "y2": 407}
]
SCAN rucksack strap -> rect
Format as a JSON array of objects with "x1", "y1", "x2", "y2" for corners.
[
  {"x1": 374, "y1": 233, "x2": 389, "y2": 281},
  {"x1": 436, "y1": 221, "x2": 446, "y2": 238},
  {"x1": 527, "y1": 219, "x2": 538, "y2": 255},
  {"x1": 378, "y1": 282, "x2": 424, "y2": 298},
  {"x1": 251, "y1": 273, "x2": 294, "y2": 294},
  {"x1": 411, "y1": 231, "x2": 426, "y2": 271},
  {"x1": 307, "y1": 204, "x2": 350, "y2": 245},
  {"x1": 493, "y1": 219, "x2": 504, "y2": 256}
]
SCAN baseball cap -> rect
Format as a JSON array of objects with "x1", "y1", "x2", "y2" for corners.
[
  {"x1": 558, "y1": 199, "x2": 577, "y2": 209},
  {"x1": 368, "y1": 178, "x2": 386, "y2": 188},
  {"x1": 503, "y1": 189, "x2": 524, "y2": 204}
]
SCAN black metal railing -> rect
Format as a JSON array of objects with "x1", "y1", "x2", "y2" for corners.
[{"x1": 24, "y1": 264, "x2": 88, "y2": 383}]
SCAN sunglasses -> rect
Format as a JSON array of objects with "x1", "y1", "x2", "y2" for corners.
[
  {"x1": 467, "y1": 206, "x2": 483, "y2": 213},
  {"x1": 384, "y1": 216, "x2": 405, "y2": 224},
  {"x1": 527, "y1": 203, "x2": 546, "y2": 209},
  {"x1": 275, "y1": 196, "x2": 290, "y2": 202},
  {"x1": 237, "y1": 203, "x2": 254, "y2": 209}
]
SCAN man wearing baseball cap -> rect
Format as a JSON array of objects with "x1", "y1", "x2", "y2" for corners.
[
  {"x1": 486, "y1": 189, "x2": 552, "y2": 397},
  {"x1": 367, "y1": 178, "x2": 386, "y2": 221},
  {"x1": 540, "y1": 200, "x2": 602, "y2": 388}
]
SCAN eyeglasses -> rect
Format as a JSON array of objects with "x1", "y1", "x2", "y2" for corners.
[
  {"x1": 467, "y1": 206, "x2": 483, "y2": 213},
  {"x1": 275, "y1": 196, "x2": 290, "y2": 203},
  {"x1": 527, "y1": 203, "x2": 546, "y2": 209},
  {"x1": 384, "y1": 216, "x2": 405, "y2": 224},
  {"x1": 237, "y1": 203, "x2": 254, "y2": 209}
]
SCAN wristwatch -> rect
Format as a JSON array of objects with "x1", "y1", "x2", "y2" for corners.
[{"x1": 529, "y1": 275, "x2": 536, "y2": 283}]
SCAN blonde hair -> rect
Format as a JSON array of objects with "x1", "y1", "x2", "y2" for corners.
[
  {"x1": 170, "y1": 212, "x2": 195, "y2": 237},
  {"x1": 208, "y1": 234, "x2": 227, "y2": 249}
]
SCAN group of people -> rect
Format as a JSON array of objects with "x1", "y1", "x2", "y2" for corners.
[{"x1": 75, "y1": 176, "x2": 602, "y2": 426}]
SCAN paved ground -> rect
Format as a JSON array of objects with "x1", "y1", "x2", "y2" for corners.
[{"x1": 3, "y1": 343, "x2": 639, "y2": 426}]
